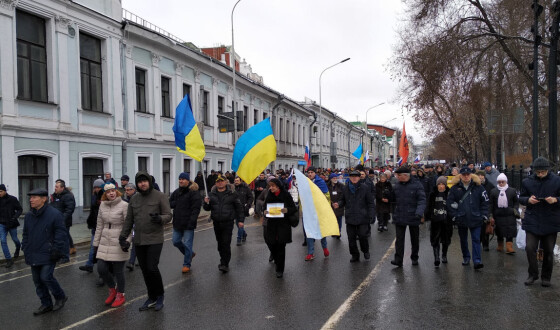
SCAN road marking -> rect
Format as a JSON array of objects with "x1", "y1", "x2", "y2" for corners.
[
  {"x1": 320, "y1": 239, "x2": 395, "y2": 330},
  {"x1": 60, "y1": 277, "x2": 189, "y2": 330}
]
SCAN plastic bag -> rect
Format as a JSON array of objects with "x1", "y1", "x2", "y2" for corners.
[{"x1": 516, "y1": 224, "x2": 526, "y2": 250}]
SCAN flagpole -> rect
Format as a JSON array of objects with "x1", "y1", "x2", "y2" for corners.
[{"x1": 201, "y1": 160, "x2": 209, "y2": 198}]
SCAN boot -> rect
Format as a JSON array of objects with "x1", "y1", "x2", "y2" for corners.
[
  {"x1": 13, "y1": 246, "x2": 20, "y2": 259},
  {"x1": 441, "y1": 245, "x2": 448, "y2": 264},
  {"x1": 497, "y1": 240, "x2": 504, "y2": 252},
  {"x1": 111, "y1": 292, "x2": 125, "y2": 308},
  {"x1": 505, "y1": 242, "x2": 515, "y2": 254},
  {"x1": 105, "y1": 287, "x2": 117, "y2": 305},
  {"x1": 69, "y1": 247, "x2": 76, "y2": 255},
  {"x1": 433, "y1": 246, "x2": 441, "y2": 267}
]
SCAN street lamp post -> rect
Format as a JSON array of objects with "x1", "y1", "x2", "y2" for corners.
[
  {"x1": 318, "y1": 57, "x2": 350, "y2": 168},
  {"x1": 231, "y1": 0, "x2": 242, "y2": 145},
  {"x1": 363, "y1": 102, "x2": 385, "y2": 132},
  {"x1": 381, "y1": 117, "x2": 397, "y2": 165}
]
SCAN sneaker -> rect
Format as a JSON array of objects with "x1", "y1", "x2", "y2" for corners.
[
  {"x1": 33, "y1": 304, "x2": 53, "y2": 316},
  {"x1": 542, "y1": 279, "x2": 552, "y2": 287},
  {"x1": 13, "y1": 247, "x2": 20, "y2": 259},
  {"x1": 218, "y1": 264, "x2": 229, "y2": 273},
  {"x1": 236, "y1": 239, "x2": 242, "y2": 246},
  {"x1": 383, "y1": 226, "x2": 388, "y2": 231},
  {"x1": 79, "y1": 265, "x2": 93, "y2": 273},
  {"x1": 390, "y1": 260, "x2": 402, "y2": 267},
  {"x1": 52, "y1": 296, "x2": 68, "y2": 311},
  {"x1": 105, "y1": 288, "x2": 117, "y2": 305},
  {"x1": 139, "y1": 298, "x2": 156, "y2": 311},
  {"x1": 474, "y1": 263, "x2": 484, "y2": 270},
  {"x1": 111, "y1": 293, "x2": 125, "y2": 308},
  {"x1": 182, "y1": 266, "x2": 190, "y2": 273},
  {"x1": 5, "y1": 258, "x2": 14, "y2": 268},
  {"x1": 154, "y1": 295, "x2": 164, "y2": 311},
  {"x1": 323, "y1": 248, "x2": 330, "y2": 257},
  {"x1": 276, "y1": 271, "x2": 283, "y2": 278},
  {"x1": 364, "y1": 252, "x2": 370, "y2": 260},
  {"x1": 126, "y1": 263, "x2": 134, "y2": 271},
  {"x1": 524, "y1": 276, "x2": 538, "y2": 286},
  {"x1": 305, "y1": 254, "x2": 314, "y2": 261},
  {"x1": 462, "y1": 258, "x2": 470, "y2": 266},
  {"x1": 377, "y1": 226, "x2": 383, "y2": 232}
]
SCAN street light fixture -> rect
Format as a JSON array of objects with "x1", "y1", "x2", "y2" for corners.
[
  {"x1": 364, "y1": 102, "x2": 386, "y2": 132},
  {"x1": 318, "y1": 57, "x2": 350, "y2": 168},
  {"x1": 231, "y1": 0, "x2": 242, "y2": 145}
]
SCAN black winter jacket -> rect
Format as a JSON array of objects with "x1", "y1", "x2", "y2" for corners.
[
  {"x1": 235, "y1": 182, "x2": 254, "y2": 216},
  {"x1": 0, "y1": 194, "x2": 22, "y2": 228},
  {"x1": 203, "y1": 184, "x2": 243, "y2": 223},
  {"x1": 489, "y1": 187, "x2": 519, "y2": 237},
  {"x1": 263, "y1": 189, "x2": 298, "y2": 244},
  {"x1": 391, "y1": 178, "x2": 426, "y2": 226},
  {"x1": 375, "y1": 180, "x2": 393, "y2": 214},
  {"x1": 424, "y1": 187, "x2": 450, "y2": 222},
  {"x1": 447, "y1": 179, "x2": 489, "y2": 228},
  {"x1": 50, "y1": 189, "x2": 76, "y2": 227},
  {"x1": 519, "y1": 172, "x2": 560, "y2": 235},
  {"x1": 328, "y1": 181, "x2": 345, "y2": 218},
  {"x1": 22, "y1": 204, "x2": 68, "y2": 266},
  {"x1": 338, "y1": 181, "x2": 375, "y2": 225},
  {"x1": 170, "y1": 182, "x2": 202, "y2": 231}
]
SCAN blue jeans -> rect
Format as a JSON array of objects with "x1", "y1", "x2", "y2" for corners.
[
  {"x1": 172, "y1": 229, "x2": 194, "y2": 267},
  {"x1": 85, "y1": 228, "x2": 96, "y2": 267},
  {"x1": 0, "y1": 224, "x2": 20, "y2": 259},
  {"x1": 236, "y1": 219, "x2": 246, "y2": 240},
  {"x1": 307, "y1": 237, "x2": 327, "y2": 255},
  {"x1": 458, "y1": 226, "x2": 482, "y2": 264},
  {"x1": 31, "y1": 263, "x2": 66, "y2": 307}
]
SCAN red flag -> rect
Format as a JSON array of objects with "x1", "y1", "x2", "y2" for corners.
[{"x1": 398, "y1": 122, "x2": 409, "y2": 165}]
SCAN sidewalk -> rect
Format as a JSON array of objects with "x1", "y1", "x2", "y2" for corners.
[{"x1": 0, "y1": 209, "x2": 211, "y2": 262}]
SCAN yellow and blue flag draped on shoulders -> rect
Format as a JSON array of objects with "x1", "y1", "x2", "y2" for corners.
[
  {"x1": 232, "y1": 118, "x2": 277, "y2": 183},
  {"x1": 352, "y1": 143, "x2": 364, "y2": 165},
  {"x1": 173, "y1": 94, "x2": 205, "y2": 162},
  {"x1": 294, "y1": 169, "x2": 339, "y2": 239}
]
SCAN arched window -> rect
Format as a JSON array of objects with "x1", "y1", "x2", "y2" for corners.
[{"x1": 18, "y1": 155, "x2": 49, "y2": 213}]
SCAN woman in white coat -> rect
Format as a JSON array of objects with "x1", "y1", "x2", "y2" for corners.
[{"x1": 93, "y1": 184, "x2": 130, "y2": 308}]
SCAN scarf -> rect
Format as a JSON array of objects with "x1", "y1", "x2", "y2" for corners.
[
  {"x1": 497, "y1": 184, "x2": 509, "y2": 208},
  {"x1": 348, "y1": 182, "x2": 356, "y2": 194}
]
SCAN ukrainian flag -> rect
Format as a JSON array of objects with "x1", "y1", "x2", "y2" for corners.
[
  {"x1": 232, "y1": 118, "x2": 277, "y2": 183},
  {"x1": 173, "y1": 95, "x2": 206, "y2": 162},
  {"x1": 294, "y1": 169, "x2": 339, "y2": 239},
  {"x1": 352, "y1": 143, "x2": 364, "y2": 165}
]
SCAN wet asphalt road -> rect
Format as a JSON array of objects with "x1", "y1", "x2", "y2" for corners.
[{"x1": 1, "y1": 217, "x2": 560, "y2": 330}]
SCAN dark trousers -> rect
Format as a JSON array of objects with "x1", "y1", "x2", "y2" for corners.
[
  {"x1": 394, "y1": 224, "x2": 419, "y2": 263},
  {"x1": 66, "y1": 226, "x2": 74, "y2": 248},
  {"x1": 377, "y1": 213, "x2": 390, "y2": 227},
  {"x1": 97, "y1": 260, "x2": 126, "y2": 293},
  {"x1": 526, "y1": 232, "x2": 558, "y2": 280},
  {"x1": 213, "y1": 221, "x2": 234, "y2": 266},
  {"x1": 31, "y1": 263, "x2": 65, "y2": 307},
  {"x1": 347, "y1": 223, "x2": 370, "y2": 256},
  {"x1": 430, "y1": 220, "x2": 452, "y2": 247},
  {"x1": 135, "y1": 244, "x2": 164, "y2": 300},
  {"x1": 268, "y1": 242, "x2": 286, "y2": 272}
]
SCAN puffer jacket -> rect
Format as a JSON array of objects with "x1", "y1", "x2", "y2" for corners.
[
  {"x1": 519, "y1": 172, "x2": 560, "y2": 235},
  {"x1": 328, "y1": 181, "x2": 345, "y2": 218},
  {"x1": 120, "y1": 171, "x2": 172, "y2": 246},
  {"x1": 50, "y1": 188, "x2": 76, "y2": 227},
  {"x1": 170, "y1": 182, "x2": 202, "y2": 231},
  {"x1": 375, "y1": 180, "x2": 393, "y2": 214},
  {"x1": 235, "y1": 182, "x2": 254, "y2": 216},
  {"x1": 203, "y1": 184, "x2": 243, "y2": 223},
  {"x1": 22, "y1": 204, "x2": 68, "y2": 266},
  {"x1": 391, "y1": 177, "x2": 426, "y2": 226},
  {"x1": 337, "y1": 181, "x2": 375, "y2": 225},
  {"x1": 447, "y1": 175, "x2": 489, "y2": 228},
  {"x1": 0, "y1": 193, "x2": 23, "y2": 228},
  {"x1": 93, "y1": 197, "x2": 130, "y2": 262},
  {"x1": 489, "y1": 186, "x2": 519, "y2": 238}
]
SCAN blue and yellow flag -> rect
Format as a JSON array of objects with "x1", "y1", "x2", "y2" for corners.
[
  {"x1": 352, "y1": 143, "x2": 364, "y2": 165},
  {"x1": 232, "y1": 118, "x2": 277, "y2": 183},
  {"x1": 294, "y1": 169, "x2": 339, "y2": 239},
  {"x1": 173, "y1": 94, "x2": 205, "y2": 162}
]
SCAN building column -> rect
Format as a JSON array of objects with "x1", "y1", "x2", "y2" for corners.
[
  {"x1": 1, "y1": 134, "x2": 17, "y2": 197},
  {"x1": 151, "y1": 53, "x2": 162, "y2": 137},
  {"x1": 55, "y1": 15, "x2": 72, "y2": 127},
  {"x1": 0, "y1": 2, "x2": 16, "y2": 123}
]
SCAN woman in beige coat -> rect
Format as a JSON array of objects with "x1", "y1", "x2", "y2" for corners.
[{"x1": 93, "y1": 184, "x2": 130, "y2": 308}]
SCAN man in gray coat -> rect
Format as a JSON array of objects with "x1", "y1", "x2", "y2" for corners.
[{"x1": 120, "y1": 171, "x2": 171, "y2": 312}]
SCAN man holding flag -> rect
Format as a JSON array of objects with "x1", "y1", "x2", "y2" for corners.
[{"x1": 304, "y1": 167, "x2": 330, "y2": 260}]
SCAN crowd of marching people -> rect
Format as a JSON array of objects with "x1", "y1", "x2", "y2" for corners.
[{"x1": 1, "y1": 156, "x2": 560, "y2": 315}]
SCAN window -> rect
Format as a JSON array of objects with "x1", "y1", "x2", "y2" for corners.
[
  {"x1": 263, "y1": 112, "x2": 268, "y2": 120},
  {"x1": 161, "y1": 76, "x2": 171, "y2": 117},
  {"x1": 79, "y1": 33, "x2": 102, "y2": 112},
  {"x1": 218, "y1": 95, "x2": 224, "y2": 114},
  {"x1": 286, "y1": 120, "x2": 290, "y2": 143},
  {"x1": 202, "y1": 90, "x2": 209, "y2": 125},
  {"x1": 254, "y1": 109, "x2": 259, "y2": 125},
  {"x1": 183, "y1": 159, "x2": 191, "y2": 174},
  {"x1": 279, "y1": 118, "x2": 284, "y2": 141},
  {"x1": 218, "y1": 161, "x2": 224, "y2": 172},
  {"x1": 16, "y1": 10, "x2": 47, "y2": 102},
  {"x1": 243, "y1": 106, "x2": 248, "y2": 131},
  {"x1": 162, "y1": 158, "x2": 171, "y2": 195},
  {"x1": 18, "y1": 155, "x2": 49, "y2": 213},
  {"x1": 135, "y1": 68, "x2": 146, "y2": 112},
  {"x1": 138, "y1": 157, "x2": 148, "y2": 172},
  {"x1": 82, "y1": 158, "x2": 103, "y2": 209},
  {"x1": 183, "y1": 83, "x2": 191, "y2": 98}
]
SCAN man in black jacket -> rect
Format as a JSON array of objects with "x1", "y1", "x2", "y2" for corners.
[
  {"x1": 234, "y1": 177, "x2": 253, "y2": 246},
  {"x1": 333, "y1": 170, "x2": 375, "y2": 262},
  {"x1": 170, "y1": 173, "x2": 201, "y2": 274},
  {"x1": 0, "y1": 184, "x2": 23, "y2": 268},
  {"x1": 50, "y1": 179, "x2": 76, "y2": 256},
  {"x1": 203, "y1": 175, "x2": 243, "y2": 273}
]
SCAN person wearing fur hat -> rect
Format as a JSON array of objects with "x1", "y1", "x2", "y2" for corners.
[
  {"x1": 489, "y1": 173, "x2": 519, "y2": 254},
  {"x1": 169, "y1": 172, "x2": 201, "y2": 273},
  {"x1": 93, "y1": 183, "x2": 131, "y2": 308},
  {"x1": 447, "y1": 167, "x2": 489, "y2": 269},
  {"x1": 425, "y1": 176, "x2": 453, "y2": 267},
  {"x1": 519, "y1": 157, "x2": 560, "y2": 287}
]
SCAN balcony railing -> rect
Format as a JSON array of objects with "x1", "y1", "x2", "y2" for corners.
[{"x1": 122, "y1": 8, "x2": 186, "y2": 45}]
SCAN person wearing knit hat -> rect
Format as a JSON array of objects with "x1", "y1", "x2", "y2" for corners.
[
  {"x1": 0, "y1": 184, "x2": 23, "y2": 268},
  {"x1": 489, "y1": 173, "x2": 519, "y2": 254},
  {"x1": 483, "y1": 162, "x2": 499, "y2": 187},
  {"x1": 425, "y1": 173, "x2": 453, "y2": 267},
  {"x1": 519, "y1": 156, "x2": 560, "y2": 286}
]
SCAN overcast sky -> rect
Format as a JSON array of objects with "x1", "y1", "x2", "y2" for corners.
[{"x1": 121, "y1": 0, "x2": 424, "y2": 143}]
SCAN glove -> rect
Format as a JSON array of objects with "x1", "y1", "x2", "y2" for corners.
[
  {"x1": 149, "y1": 213, "x2": 162, "y2": 224},
  {"x1": 50, "y1": 249, "x2": 63, "y2": 262},
  {"x1": 119, "y1": 237, "x2": 131, "y2": 252}
]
